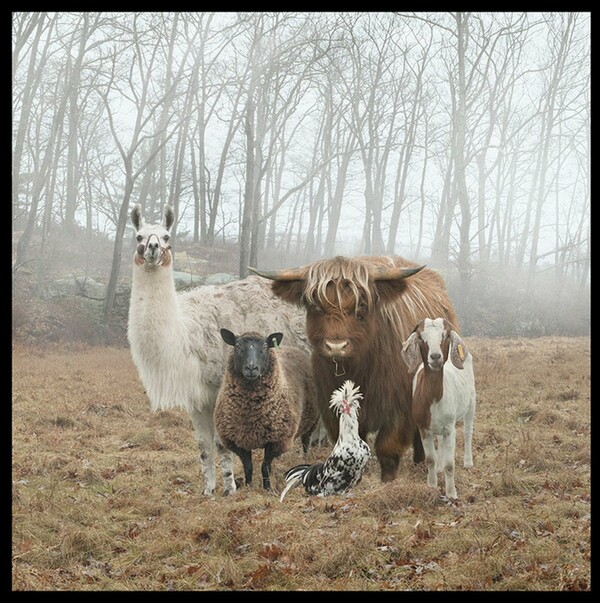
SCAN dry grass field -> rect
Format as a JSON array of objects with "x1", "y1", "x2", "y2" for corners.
[{"x1": 12, "y1": 336, "x2": 590, "y2": 591}]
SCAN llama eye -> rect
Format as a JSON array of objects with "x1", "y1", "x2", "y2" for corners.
[
  {"x1": 163, "y1": 235, "x2": 170, "y2": 242},
  {"x1": 136, "y1": 235, "x2": 143, "y2": 242}
]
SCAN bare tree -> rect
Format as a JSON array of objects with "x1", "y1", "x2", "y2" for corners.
[{"x1": 97, "y1": 15, "x2": 186, "y2": 321}]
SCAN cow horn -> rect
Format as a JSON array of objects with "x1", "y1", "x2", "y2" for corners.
[
  {"x1": 369, "y1": 265, "x2": 426, "y2": 281},
  {"x1": 248, "y1": 265, "x2": 307, "y2": 281}
]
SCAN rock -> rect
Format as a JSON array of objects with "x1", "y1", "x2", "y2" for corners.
[
  {"x1": 43, "y1": 275, "x2": 107, "y2": 300},
  {"x1": 172, "y1": 271, "x2": 206, "y2": 289}
]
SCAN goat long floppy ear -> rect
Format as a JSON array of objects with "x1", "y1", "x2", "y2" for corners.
[
  {"x1": 220, "y1": 328, "x2": 237, "y2": 346},
  {"x1": 401, "y1": 332, "x2": 421, "y2": 373},
  {"x1": 449, "y1": 330, "x2": 467, "y2": 369}
]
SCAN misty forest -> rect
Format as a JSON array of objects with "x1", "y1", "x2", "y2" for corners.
[{"x1": 12, "y1": 12, "x2": 590, "y2": 343}]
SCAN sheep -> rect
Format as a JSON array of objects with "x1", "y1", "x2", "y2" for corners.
[
  {"x1": 127, "y1": 204, "x2": 311, "y2": 496},
  {"x1": 214, "y1": 328, "x2": 319, "y2": 491},
  {"x1": 400, "y1": 317, "x2": 476, "y2": 499}
]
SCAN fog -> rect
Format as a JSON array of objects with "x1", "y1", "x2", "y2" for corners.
[{"x1": 12, "y1": 12, "x2": 590, "y2": 341}]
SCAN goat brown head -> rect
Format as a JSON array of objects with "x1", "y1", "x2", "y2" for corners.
[{"x1": 401, "y1": 317, "x2": 467, "y2": 373}]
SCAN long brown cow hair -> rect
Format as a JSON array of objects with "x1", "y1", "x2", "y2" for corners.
[{"x1": 251, "y1": 255, "x2": 458, "y2": 483}]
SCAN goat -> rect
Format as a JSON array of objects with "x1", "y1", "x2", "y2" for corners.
[
  {"x1": 214, "y1": 329, "x2": 319, "y2": 491},
  {"x1": 401, "y1": 317, "x2": 476, "y2": 499}
]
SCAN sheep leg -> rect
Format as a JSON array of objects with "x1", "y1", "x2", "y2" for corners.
[
  {"x1": 225, "y1": 443, "x2": 253, "y2": 486},
  {"x1": 440, "y1": 426, "x2": 458, "y2": 499},
  {"x1": 189, "y1": 405, "x2": 218, "y2": 495},
  {"x1": 261, "y1": 442, "x2": 285, "y2": 491},
  {"x1": 239, "y1": 449, "x2": 253, "y2": 486},
  {"x1": 419, "y1": 427, "x2": 438, "y2": 489},
  {"x1": 463, "y1": 397, "x2": 476, "y2": 468}
]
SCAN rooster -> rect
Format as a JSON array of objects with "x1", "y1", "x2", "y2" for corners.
[{"x1": 279, "y1": 380, "x2": 371, "y2": 501}]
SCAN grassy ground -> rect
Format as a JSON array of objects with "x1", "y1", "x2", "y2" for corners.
[{"x1": 12, "y1": 336, "x2": 590, "y2": 591}]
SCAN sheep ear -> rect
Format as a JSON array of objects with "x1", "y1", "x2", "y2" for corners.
[
  {"x1": 220, "y1": 328, "x2": 237, "y2": 346},
  {"x1": 131, "y1": 204, "x2": 143, "y2": 231},
  {"x1": 162, "y1": 205, "x2": 175, "y2": 230},
  {"x1": 449, "y1": 331, "x2": 467, "y2": 369},
  {"x1": 267, "y1": 333, "x2": 284, "y2": 348},
  {"x1": 400, "y1": 332, "x2": 421, "y2": 373}
]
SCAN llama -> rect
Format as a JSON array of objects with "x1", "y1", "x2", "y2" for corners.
[
  {"x1": 127, "y1": 204, "x2": 310, "y2": 496},
  {"x1": 401, "y1": 317, "x2": 476, "y2": 499},
  {"x1": 215, "y1": 329, "x2": 318, "y2": 491}
]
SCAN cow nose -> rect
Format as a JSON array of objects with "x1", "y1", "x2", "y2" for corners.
[
  {"x1": 324, "y1": 339, "x2": 348, "y2": 357},
  {"x1": 430, "y1": 353, "x2": 442, "y2": 362}
]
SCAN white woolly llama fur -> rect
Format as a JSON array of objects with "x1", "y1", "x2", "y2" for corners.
[{"x1": 127, "y1": 204, "x2": 310, "y2": 496}]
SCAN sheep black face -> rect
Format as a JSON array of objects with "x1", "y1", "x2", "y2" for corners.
[{"x1": 220, "y1": 329, "x2": 284, "y2": 382}]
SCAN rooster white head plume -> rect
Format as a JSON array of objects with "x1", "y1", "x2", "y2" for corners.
[{"x1": 329, "y1": 380, "x2": 363, "y2": 418}]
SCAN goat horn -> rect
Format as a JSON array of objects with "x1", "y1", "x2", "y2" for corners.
[
  {"x1": 248, "y1": 266, "x2": 307, "y2": 281},
  {"x1": 369, "y1": 265, "x2": 426, "y2": 281}
]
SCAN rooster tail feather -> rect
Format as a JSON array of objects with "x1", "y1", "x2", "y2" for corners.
[{"x1": 279, "y1": 464, "x2": 311, "y2": 502}]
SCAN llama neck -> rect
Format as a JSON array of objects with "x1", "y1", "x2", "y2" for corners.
[{"x1": 129, "y1": 261, "x2": 182, "y2": 343}]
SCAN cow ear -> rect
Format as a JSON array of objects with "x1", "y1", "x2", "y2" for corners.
[
  {"x1": 449, "y1": 330, "x2": 467, "y2": 369},
  {"x1": 373, "y1": 279, "x2": 411, "y2": 305},
  {"x1": 271, "y1": 280, "x2": 306, "y2": 307},
  {"x1": 401, "y1": 332, "x2": 421, "y2": 373},
  {"x1": 220, "y1": 328, "x2": 237, "y2": 346}
]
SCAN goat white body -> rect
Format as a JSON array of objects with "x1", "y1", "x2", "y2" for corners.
[
  {"x1": 402, "y1": 317, "x2": 476, "y2": 499},
  {"x1": 412, "y1": 353, "x2": 476, "y2": 499},
  {"x1": 127, "y1": 204, "x2": 309, "y2": 496}
]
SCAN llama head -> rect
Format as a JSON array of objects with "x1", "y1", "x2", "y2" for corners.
[{"x1": 131, "y1": 204, "x2": 175, "y2": 267}]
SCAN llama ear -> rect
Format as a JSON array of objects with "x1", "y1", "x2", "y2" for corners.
[
  {"x1": 162, "y1": 205, "x2": 175, "y2": 231},
  {"x1": 131, "y1": 204, "x2": 143, "y2": 231},
  {"x1": 220, "y1": 328, "x2": 237, "y2": 346},
  {"x1": 267, "y1": 333, "x2": 284, "y2": 348},
  {"x1": 400, "y1": 332, "x2": 421, "y2": 373},
  {"x1": 449, "y1": 330, "x2": 467, "y2": 369}
]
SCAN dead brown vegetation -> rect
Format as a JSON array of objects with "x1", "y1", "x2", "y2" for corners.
[{"x1": 12, "y1": 336, "x2": 590, "y2": 591}]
